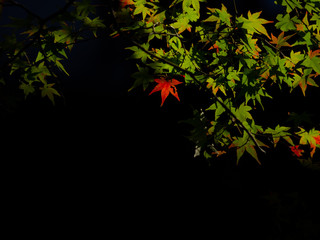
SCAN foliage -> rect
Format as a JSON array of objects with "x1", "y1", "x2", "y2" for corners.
[
  {"x1": 110, "y1": 0, "x2": 320, "y2": 165},
  {"x1": 0, "y1": 0, "x2": 106, "y2": 105},
  {"x1": 1, "y1": 0, "x2": 320, "y2": 166}
]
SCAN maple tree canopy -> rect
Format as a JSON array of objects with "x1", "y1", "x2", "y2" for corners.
[{"x1": 1, "y1": 0, "x2": 320, "y2": 167}]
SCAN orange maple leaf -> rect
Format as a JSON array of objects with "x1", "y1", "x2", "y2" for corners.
[
  {"x1": 212, "y1": 150, "x2": 226, "y2": 157},
  {"x1": 149, "y1": 77, "x2": 182, "y2": 106},
  {"x1": 308, "y1": 49, "x2": 320, "y2": 59},
  {"x1": 208, "y1": 42, "x2": 219, "y2": 53},
  {"x1": 296, "y1": 23, "x2": 305, "y2": 32},
  {"x1": 120, "y1": 0, "x2": 134, "y2": 8},
  {"x1": 270, "y1": 32, "x2": 294, "y2": 49},
  {"x1": 310, "y1": 135, "x2": 320, "y2": 158}
]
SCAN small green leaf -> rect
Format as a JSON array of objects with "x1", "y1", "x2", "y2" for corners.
[
  {"x1": 130, "y1": 65, "x2": 154, "y2": 91},
  {"x1": 126, "y1": 43, "x2": 150, "y2": 63},
  {"x1": 235, "y1": 103, "x2": 252, "y2": 122},
  {"x1": 264, "y1": 125, "x2": 292, "y2": 147},
  {"x1": 238, "y1": 11, "x2": 273, "y2": 38},
  {"x1": 171, "y1": 16, "x2": 192, "y2": 34},
  {"x1": 133, "y1": 2, "x2": 152, "y2": 20},
  {"x1": 56, "y1": 60, "x2": 69, "y2": 76},
  {"x1": 19, "y1": 82, "x2": 35, "y2": 98},
  {"x1": 40, "y1": 83, "x2": 61, "y2": 105},
  {"x1": 236, "y1": 146, "x2": 246, "y2": 164},
  {"x1": 302, "y1": 51, "x2": 320, "y2": 74},
  {"x1": 246, "y1": 145, "x2": 261, "y2": 165},
  {"x1": 275, "y1": 14, "x2": 298, "y2": 31}
]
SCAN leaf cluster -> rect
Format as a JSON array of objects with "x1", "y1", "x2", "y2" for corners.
[
  {"x1": 0, "y1": 0, "x2": 106, "y2": 104},
  {"x1": 114, "y1": 0, "x2": 320, "y2": 164}
]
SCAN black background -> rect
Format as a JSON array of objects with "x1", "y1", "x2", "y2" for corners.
[{"x1": 1, "y1": 1, "x2": 320, "y2": 238}]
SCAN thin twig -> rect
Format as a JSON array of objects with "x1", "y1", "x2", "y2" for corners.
[
  {"x1": 7, "y1": 0, "x2": 42, "y2": 21},
  {"x1": 233, "y1": 0, "x2": 238, "y2": 16},
  {"x1": 43, "y1": 0, "x2": 75, "y2": 23},
  {"x1": 2, "y1": 0, "x2": 76, "y2": 68}
]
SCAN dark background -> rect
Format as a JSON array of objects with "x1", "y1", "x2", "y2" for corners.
[{"x1": 1, "y1": 0, "x2": 320, "y2": 238}]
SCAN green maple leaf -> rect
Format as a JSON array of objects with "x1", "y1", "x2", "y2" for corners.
[
  {"x1": 133, "y1": 1, "x2": 152, "y2": 20},
  {"x1": 285, "y1": 50, "x2": 304, "y2": 68},
  {"x1": 185, "y1": 7, "x2": 199, "y2": 22},
  {"x1": 234, "y1": 103, "x2": 252, "y2": 122},
  {"x1": 296, "y1": 128, "x2": 320, "y2": 147},
  {"x1": 19, "y1": 82, "x2": 35, "y2": 98},
  {"x1": 206, "y1": 4, "x2": 231, "y2": 27},
  {"x1": 302, "y1": 49, "x2": 320, "y2": 74},
  {"x1": 230, "y1": 132, "x2": 266, "y2": 165},
  {"x1": 171, "y1": 16, "x2": 192, "y2": 34},
  {"x1": 275, "y1": 14, "x2": 298, "y2": 32},
  {"x1": 130, "y1": 65, "x2": 154, "y2": 91},
  {"x1": 264, "y1": 125, "x2": 293, "y2": 147},
  {"x1": 40, "y1": 83, "x2": 61, "y2": 105},
  {"x1": 238, "y1": 11, "x2": 273, "y2": 39},
  {"x1": 126, "y1": 43, "x2": 150, "y2": 63},
  {"x1": 275, "y1": 0, "x2": 303, "y2": 13},
  {"x1": 245, "y1": 145, "x2": 260, "y2": 164}
]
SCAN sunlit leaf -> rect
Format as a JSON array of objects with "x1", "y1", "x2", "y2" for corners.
[
  {"x1": 149, "y1": 77, "x2": 183, "y2": 106},
  {"x1": 238, "y1": 11, "x2": 273, "y2": 39}
]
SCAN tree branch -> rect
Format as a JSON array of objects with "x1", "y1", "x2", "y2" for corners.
[
  {"x1": 7, "y1": 0, "x2": 42, "y2": 21},
  {"x1": 2, "y1": 0, "x2": 76, "y2": 69},
  {"x1": 43, "y1": 0, "x2": 75, "y2": 23}
]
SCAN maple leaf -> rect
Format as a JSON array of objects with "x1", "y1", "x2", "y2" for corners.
[
  {"x1": 296, "y1": 128, "x2": 320, "y2": 158},
  {"x1": 149, "y1": 77, "x2": 183, "y2": 106},
  {"x1": 270, "y1": 32, "x2": 294, "y2": 49},
  {"x1": 40, "y1": 83, "x2": 61, "y2": 105},
  {"x1": 120, "y1": 0, "x2": 134, "y2": 8},
  {"x1": 206, "y1": 77, "x2": 226, "y2": 95},
  {"x1": 208, "y1": 42, "x2": 219, "y2": 53},
  {"x1": 238, "y1": 11, "x2": 273, "y2": 39},
  {"x1": 310, "y1": 134, "x2": 320, "y2": 158},
  {"x1": 296, "y1": 23, "x2": 304, "y2": 32},
  {"x1": 171, "y1": 16, "x2": 192, "y2": 34},
  {"x1": 133, "y1": 1, "x2": 152, "y2": 20},
  {"x1": 229, "y1": 132, "x2": 268, "y2": 165},
  {"x1": 314, "y1": 135, "x2": 320, "y2": 145},
  {"x1": 290, "y1": 145, "x2": 304, "y2": 157},
  {"x1": 301, "y1": 49, "x2": 320, "y2": 75},
  {"x1": 212, "y1": 150, "x2": 226, "y2": 157},
  {"x1": 308, "y1": 49, "x2": 320, "y2": 59}
]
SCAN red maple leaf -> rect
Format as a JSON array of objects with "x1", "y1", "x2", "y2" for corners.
[
  {"x1": 290, "y1": 145, "x2": 304, "y2": 157},
  {"x1": 313, "y1": 135, "x2": 320, "y2": 145},
  {"x1": 149, "y1": 77, "x2": 183, "y2": 106}
]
